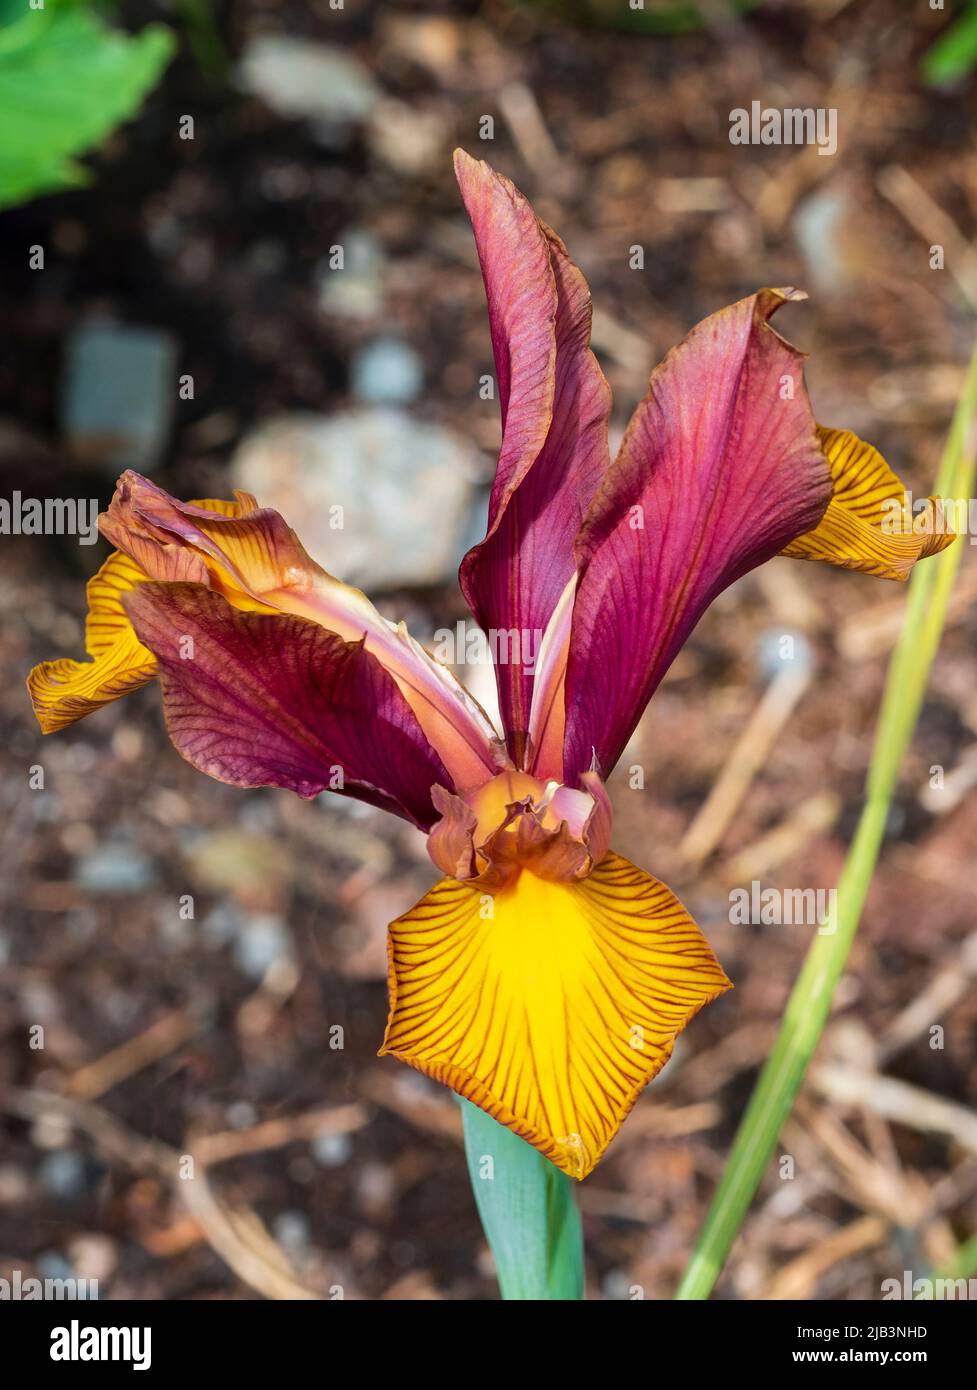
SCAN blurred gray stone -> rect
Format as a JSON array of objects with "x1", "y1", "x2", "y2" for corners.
[
  {"x1": 73, "y1": 841, "x2": 156, "y2": 895},
  {"x1": 757, "y1": 628, "x2": 814, "y2": 681},
  {"x1": 238, "y1": 37, "x2": 380, "y2": 145},
  {"x1": 202, "y1": 901, "x2": 245, "y2": 947},
  {"x1": 272, "y1": 1210, "x2": 310, "y2": 1252},
  {"x1": 39, "y1": 1151, "x2": 86, "y2": 1200},
  {"x1": 312, "y1": 1130, "x2": 353, "y2": 1168},
  {"x1": 367, "y1": 98, "x2": 446, "y2": 176},
  {"x1": 793, "y1": 185, "x2": 852, "y2": 296},
  {"x1": 601, "y1": 1268, "x2": 636, "y2": 1301},
  {"x1": 37, "y1": 1251, "x2": 77, "y2": 1283},
  {"x1": 230, "y1": 409, "x2": 479, "y2": 590},
  {"x1": 67, "y1": 1233, "x2": 118, "y2": 1284},
  {"x1": 316, "y1": 228, "x2": 385, "y2": 321},
  {"x1": 351, "y1": 337, "x2": 423, "y2": 405},
  {"x1": 227, "y1": 408, "x2": 475, "y2": 589},
  {"x1": 232, "y1": 913, "x2": 293, "y2": 981},
  {"x1": 355, "y1": 1161, "x2": 395, "y2": 1220},
  {"x1": 225, "y1": 1101, "x2": 257, "y2": 1129},
  {"x1": 60, "y1": 320, "x2": 177, "y2": 472}
]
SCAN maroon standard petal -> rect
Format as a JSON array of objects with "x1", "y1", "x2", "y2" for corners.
[
  {"x1": 559, "y1": 289, "x2": 832, "y2": 784},
  {"x1": 454, "y1": 151, "x2": 611, "y2": 767},
  {"x1": 125, "y1": 583, "x2": 453, "y2": 830}
]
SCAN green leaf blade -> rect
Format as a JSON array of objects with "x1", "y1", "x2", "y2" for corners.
[
  {"x1": 923, "y1": 2, "x2": 977, "y2": 86},
  {"x1": 0, "y1": 8, "x2": 175, "y2": 209}
]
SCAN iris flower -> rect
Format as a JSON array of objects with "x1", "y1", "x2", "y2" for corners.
[{"x1": 29, "y1": 152, "x2": 953, "y2": 1179}]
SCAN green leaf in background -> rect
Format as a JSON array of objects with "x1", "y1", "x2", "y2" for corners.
[
  {"x1": 923, "y1": 0, "x2": 977, "y2": 85},
  {"x1": 461, "y1": 1098, "x2": 584, "y2": 1300},
  {"x1": 0, "y1": 2, "x2": 175, "y2": 209}
]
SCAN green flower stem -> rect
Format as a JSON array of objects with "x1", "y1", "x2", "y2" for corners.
[
  {"x1": 461, "y1": 1098, "x2": 584, "y2": 1299},
  {"x1": 676, "y1": 334, "x2": 977, "y2": 1301}
]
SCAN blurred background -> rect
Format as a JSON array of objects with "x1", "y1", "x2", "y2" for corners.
[{"x1": 2, "y1": 0, "x2": 977, "y2": 1300}]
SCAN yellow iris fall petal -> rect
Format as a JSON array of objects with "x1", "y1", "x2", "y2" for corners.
[
  {"x1": 380, "y1": 850, "x2": 731, "y2": 1178},
  {"x1": 27, "y1": 497, "x2": 256, "y2": 733},
  {"x1": 28, "y1": 550, "x2": 156, "y2": 733},
  {"x1": 783, "y1": 426, "x2": 955, "y2": 579}
]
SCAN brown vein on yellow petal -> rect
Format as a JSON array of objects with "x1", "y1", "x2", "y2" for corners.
[
  {"x1": 83, "y1": 550, "x2": 151, "y2": 657},
  {"x1": 379, "y1": 851, "x2": 731, "y2": 1179},
  {"x1": 782, "y1": 426, "x2": 955, "y2": 579},
  {"x1": 28, "y1": 625, "x2": 157, "y2": 733}
]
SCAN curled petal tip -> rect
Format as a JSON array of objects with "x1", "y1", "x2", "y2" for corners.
[
  {"x1": 783, "y1": 426, "x2": 956, "y2": 580},
  {"x1": 769, "y1": 285, "x2": 807, "y2": 304},
  {"x1": 755, "y1": 286, "x2": 811, "y2": 356},
  {"x1": 27, "y1": 548, "x2": 159, "y2": 733}
]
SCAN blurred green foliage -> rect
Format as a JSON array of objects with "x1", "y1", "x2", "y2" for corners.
[
  {"x1": 923, "y1": 1, "x2": 977, "y2": 85},
  {"x1": 0, "y1": 0, "x2": 174, "y2": 209}
]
